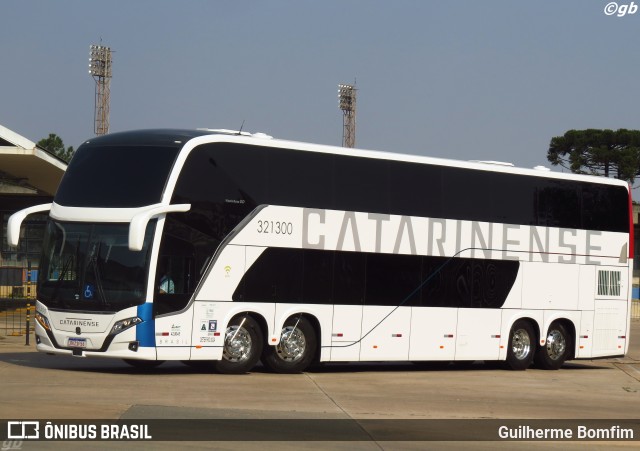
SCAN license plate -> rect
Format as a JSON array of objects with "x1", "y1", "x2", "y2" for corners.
[{"x1": 68, "y1": 338, "x2": 86, "y2": 348}]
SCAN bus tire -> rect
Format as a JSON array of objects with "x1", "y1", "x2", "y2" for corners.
[
  {"x1": 123, "y1": 359, "x2": 164, "y2": 369},
  {"x1": 505, "y1": 320, "x2": 535, "y2": 370},
  {"x1": 262, "y1": 316, "x2": 317, "y2": 373},
  {"x1": 534, "y1": 322, "x2": 570, "y2": 370},
  {"x1": 215, "y1": 315, "x2": 263, "y2": 374}
]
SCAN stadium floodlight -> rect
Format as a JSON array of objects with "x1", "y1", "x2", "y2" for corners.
[
  {"x1": 88, "y1": 43, "x2": 113, "y2": 135},
  {"x1": 338, "y1": 83, "x2": 357, "y2": 148}
]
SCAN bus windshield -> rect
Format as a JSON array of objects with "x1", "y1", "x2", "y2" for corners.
[{"x1": 38, "y1": 220, "x2": 156, "y2": 312}]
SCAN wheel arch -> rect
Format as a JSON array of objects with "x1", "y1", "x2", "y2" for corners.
[{"x1": 507, "y1": 316, "x2": 540, "y2": 345}]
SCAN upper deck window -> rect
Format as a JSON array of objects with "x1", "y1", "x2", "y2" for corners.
[{"x1": 55, "y1": 144, "x2": 180, "y2": 208}]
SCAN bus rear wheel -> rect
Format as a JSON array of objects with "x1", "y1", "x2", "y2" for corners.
[
  {"x1": 215, "y1": 315, "x2": 263, "y2": 374},
  {"x1": 534, "y1": 322, "x2": 570, "y2": 370},
  {"x1": 505, "y1": 320, "x2": 535, "y2": 370},
  {"x1": 262, "y1": 316, "x2": 317, "y2": 373}
]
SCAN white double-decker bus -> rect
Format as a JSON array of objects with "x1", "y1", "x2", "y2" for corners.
[{"x1": 8, "y1": 129, "x2": 633, "y2": 373}]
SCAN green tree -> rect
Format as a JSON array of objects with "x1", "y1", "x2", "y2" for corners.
[
  {"x1": 547, "y1": 129, "x2": 640, "y2": 184},
  {"x1": 37, "y1": 133, "x2": 74, "y2": 163}
]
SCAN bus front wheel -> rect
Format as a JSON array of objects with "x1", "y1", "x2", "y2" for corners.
[
  {"x1": 534, "y1": 322, "x2": 570, "y2": 370},
  {"x1": 215, "y1": 316, "x2": 263, "y2": 374},
  {"x1": 505, "y1": 320, "x2": 535, "y2": 370},
  {"x1": 262, "y1": 316, "x2": 317, "y2": 373}
]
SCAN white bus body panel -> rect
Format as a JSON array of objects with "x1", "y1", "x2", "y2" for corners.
[
  {"x1": 330, "y1": 305, "x2": 362, "y2": 361},
  {"x1": 521, "y1": 262, "x2": 579, "y2": 311},
  {"x1": 409, "y1": 307, "x2": 457, "y2": 361},
  {"x1": 155, "y1": 307, "x2": 193, "y2": 360},
  {"x1": 578, "y1": 265, "x2": 596, "y2": 311},
  {"x1": 455, "y1": 309, "x2": 502, "y2": 360},
  {"x1": 576, "y1": 310, "x2": 595, "y2": 358},
  {"x1": 592, "y1": 299, "x2": 628, "y2": 357},
  {"x1": 359, "y1": 306, "x2": 411, "y2": 361}
]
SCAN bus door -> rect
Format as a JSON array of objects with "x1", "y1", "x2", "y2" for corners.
[{"x1": 154, "y1": 236, "x2": 197, "y2": 360}]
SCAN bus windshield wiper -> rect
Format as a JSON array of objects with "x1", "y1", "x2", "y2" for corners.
[
  {"x1": 84, "y1": 241, "x2": 109, "y2": 306},
  {"x1": 50, "y1": 255, "x2": 73, "y2": 302}
]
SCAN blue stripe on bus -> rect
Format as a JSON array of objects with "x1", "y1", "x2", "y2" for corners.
[{"x1": 136, "y1": 303, "x2": 154, "y2": 347}]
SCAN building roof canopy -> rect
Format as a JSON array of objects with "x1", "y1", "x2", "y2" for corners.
[{"x1": 0, "y1": 124, "x2": 67, "y2": 196}]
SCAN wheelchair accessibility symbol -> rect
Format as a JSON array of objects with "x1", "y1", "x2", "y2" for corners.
[{"x1": 84, "y1": 284, "x2": 95, "y2": 299}]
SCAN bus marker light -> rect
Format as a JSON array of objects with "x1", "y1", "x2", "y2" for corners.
[
  {"x1": 439, "y1": 345, "x2": 444, "y2": 349},
  {"x1": 443, "y1": 334, "x2": 454, "y2": 338},
  {"x1": 580, "y1": 346, "x2": 584, "y2": 349},
  {"x1": 392, "y1": 334, "x2": 402, "y2": 338},
  {"x1": 214, "y1": 332, "x2": 221, "y2": 337},
  {"x1": 195, "y1": 345, "x2": 202, "y2": 349},
  {"x1": 332, "y1": 333, "x2": 344, "y2": 337},
  {"x1": 580, "y1": 335, "x2": 588, "y2": 339},
  {"x1": 373, "y1": 345, "x2": 378, "y2": 349},
  {"x1": 491, "y1": 335, "x2": 500, "y2": 339},
  {"x1": 619, "y1": 336, "x2": 626, "y2": 339},
  {"x1": 271, "y1": 338, "x2": 277, "y2": 343}
]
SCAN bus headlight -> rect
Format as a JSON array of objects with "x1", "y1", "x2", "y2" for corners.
[
  {"x1": 35, "y1": 311, "x2": 51, "y2": 331},
  {"x1": 110, "y1": 317, "x2": 142, "y2": 335}
]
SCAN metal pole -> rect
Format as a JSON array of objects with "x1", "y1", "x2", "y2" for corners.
[{"x1": 25, "y1": 303, "x2": 30, "y2": 345}]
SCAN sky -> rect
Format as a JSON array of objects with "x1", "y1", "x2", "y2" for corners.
[{"x1": 2, "y1": 1, "x2": 639, "y2": 178}]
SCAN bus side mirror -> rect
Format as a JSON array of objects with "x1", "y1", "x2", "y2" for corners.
[
  {"x1": 129, "y1": 204, "x2": 191, "y2": 251},
  {"x1": 7, "y1": 203, "x2": 52, "y2": 247}
]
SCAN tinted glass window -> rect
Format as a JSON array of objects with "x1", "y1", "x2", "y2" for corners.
[
  {"x1": 388, "y1": 161, "x2": 443, "y2": 218},
  {"x1": 55, "y1": 145, "x2": 180, "y2": 207},
  {"x1": 37, "y1": 220, "x2": 156, "y2": 312},
  {"x1": 582, "y1": 184, "x2": 628, "y2": 232},
  {"x1": 173, "y1": 142, "x2": 628, "y2": 235},
  {"x1": 154, "y1": 216, "x2": 219, "y2": 316},
  {"x1": 172, "y1": 144, "x2": 266, "y2": 241},
  {"x1": 267, "y1": 149, "x2": 334, "y2": 209},
  {"x1": 302, "y1": 249, "x2": 333, "y2": 303},
  {"x1": 420, "y1": 256, "x2": 519, "y2": 308},
  {"x1": 442, "y1": 168, "x2": 537, "y2": 226},
  {"x1": 334, "y1": 155, "x2": 389, "y2": 213},
  {"x1": 536, "y1": 180, "x2": 580, "y2": 229},
  {"x1": 239, "y1": 247, "x2": 303, "y2": 303},
  {"x1": 237, "y1": 249, "x2": 518, "y2": 308},
  {"x1": 332, "y1": 251, "x2": 366, "y2": 305},
  {"x1": 365, "y1": 253, "x2": 422, "y2": 306}
]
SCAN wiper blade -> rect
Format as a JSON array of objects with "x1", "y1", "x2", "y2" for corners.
[
  {"x1": 51, "y1": 255, "x2": 73, "y2": 302},
  {"x1": 93, "y1": 242, "x2": 108, "y2": 306}
]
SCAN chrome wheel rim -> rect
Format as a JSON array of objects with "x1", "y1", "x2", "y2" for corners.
[
  {"x1": 223, "y1": 325, "x2": 252, "y2": 362},
  {"x1": 512, "y1": 328, "x2": 531, "y2": 360},
  {"x1": 545, "y1": 329, "x2": 566, "y2": 361},
  {"x1": 276, "y1": 326, "x2": 306, "y2": 362}
]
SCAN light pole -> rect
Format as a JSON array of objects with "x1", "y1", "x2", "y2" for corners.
[
  {"x1": 338, "y1": 83, "x2": 357, "y2": 148},
  {"x1": 89, "y1": 44, "x2": 113, "y2": 136}
]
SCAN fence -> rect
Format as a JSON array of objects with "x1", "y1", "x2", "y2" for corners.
[
  {"x1": 0, "y1": 299, "x2": 34, "y2": 337},
  {"x1": 632, "y1": 299, "x2": 640, "y2": 320}
]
